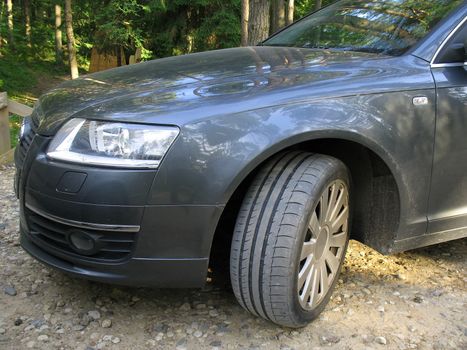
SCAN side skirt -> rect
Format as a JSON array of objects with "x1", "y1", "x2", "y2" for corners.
[{"x1": 388, "y1": 226, "x2": 467, "y2": 254}]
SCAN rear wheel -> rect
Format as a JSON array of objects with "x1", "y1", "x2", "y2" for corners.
[{"x1": 230, "y1": 152, "x2": 350, "y2": 327}]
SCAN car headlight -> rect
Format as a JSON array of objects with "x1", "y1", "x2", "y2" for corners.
[{"x1": 47, "y1": 118, "x2": 179, "y2": 169}]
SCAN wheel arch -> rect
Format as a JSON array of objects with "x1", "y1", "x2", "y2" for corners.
[{"x1": 209, "y1": 131, "x2": 402, "y2": 273}]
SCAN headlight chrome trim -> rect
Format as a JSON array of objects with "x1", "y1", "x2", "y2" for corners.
[{"x1": 46, "y1": 118, "x2": 180, "y2": 169}]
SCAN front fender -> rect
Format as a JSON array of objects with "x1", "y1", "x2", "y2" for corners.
[{"x1": 149, "y1": 90, "x2": 435, "y2": 241}]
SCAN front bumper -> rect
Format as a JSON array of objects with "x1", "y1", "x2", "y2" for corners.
[{"x1": 16, "y1": 126, "x2": 223, "y2": 288}]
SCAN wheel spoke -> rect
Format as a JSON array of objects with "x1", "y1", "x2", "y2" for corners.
[
  {"x1": 301, "y1": 264, "x2": 316, "y2": 303},
  {"x1": 329, "y1": 232, "x2": 347, "y2": 248},
  {"x1": 326, "y1": 183, "x2": 338, "y2": 222},
  {"x1": 319, "y1": 258, "x2": 329, "y2": 295},
  {"x1": 331, "y1": 206, "x2": 349, "y2": 232},
  {"x1": 328, "y1": 188, "x2": 345, "y2": 223},
  {"x1": 319, "y1": 191, "x2": 328, "y2": 225},
  {"x1": 309, "y1": 262, "x2": 321, "y2": 306},
  {"x1": 324, "y1": 250, "x2": 340, "y2": 275},
  {"x1": 300, "y1": 240, "x2": 317, "y2": 261},
  {"x1": 298, "y1": 258, "x2": 312, "y2": 291},
  {"x1": 308, "y1": 212, "x2": 320, "y2": 235}
]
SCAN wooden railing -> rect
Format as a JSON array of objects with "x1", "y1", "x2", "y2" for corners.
[{"x1": 0, "y1": 92, "x2": 34, "y2": 158}]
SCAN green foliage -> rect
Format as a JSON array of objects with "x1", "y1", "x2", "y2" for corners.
[
  {"x1": 94, "y1": 0, "x2": 146, "y2": 54},
  {"x1": 142, "y1": 0, "x2": 241, "y2": 57},
  {"x1": 0, "y1": 56, "x2": 38, "y2": 101},
  {"x1": 295, "y1": 0, "x2": 335, "y2": 18},
  {"x1": 9, "y1": 115, "x2": 21, "y2": 148}
]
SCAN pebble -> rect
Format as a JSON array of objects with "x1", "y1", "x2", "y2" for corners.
[
  {"x1": 111, "y1": 337, "x2": 121, "y2": 344},
  {"x1": 80, "y1": 314, "x2": 92, "y2": 326},
  {"x1": 26, "y1": 341, "x2": 36, "y2": 348},
  {"x1": 37, "y1": 334, "x2": 49, "y2": 342},
  {"x1": 176, "y1": 338, "x2": 188, "y2": 350},
  {"x1": 179, "y1": 302, "x2": 191, "y2": 311},
  {"x1": 88, "y1": 310, "x2": 101, "y2": 320},
  {"x1": 3, "y1": 286, "x2": 17, "y2": 296},
  {"x1": 320, "y1": 334, "x2": 340, "y2": 344},
  {"x1": 14, "y1": 318, "x2": 23, "y2": 326},
  {"x1": 210, "y1": 340, "x2": 222, "y2": 348},
  {"x1": 0, "y1": 328, "x2": 5, "y2": 335},
  {"x1": 375, "y1": 336, "x2": 387, "y2": 345},
  {"x1": 153, "y1": 323, "x2": 169, "y2": 333},
  {"x1": 209, "y1": 309, "x2": 219, "y2": 317},
  {"x1": 101, "y1": 319, "x2": 112, "y2": 328},
  {"x1": 193, "y1": 330, "x2": 203, "y2": 338}
]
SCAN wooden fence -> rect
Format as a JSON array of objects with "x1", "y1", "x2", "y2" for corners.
[{"x1": 0, "y1": 92, "x2": 33, "y2": 161}]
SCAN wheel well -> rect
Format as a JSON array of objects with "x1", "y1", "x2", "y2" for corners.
[{"x1": 209, "y1": 139, "x2": 400, "y2": 278}]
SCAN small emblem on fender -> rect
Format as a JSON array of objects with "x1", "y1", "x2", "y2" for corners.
[{"x1": 413, "y1": 96, "x2": 429, "y2": 106}]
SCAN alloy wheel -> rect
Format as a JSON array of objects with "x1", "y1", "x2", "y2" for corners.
[{"x1": 297, "y1": 179, "x2": 349, "y2": 310}]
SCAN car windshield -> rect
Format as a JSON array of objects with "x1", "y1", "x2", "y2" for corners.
[{"x1": 263, "y1": 0, "x2": 463, "y2": 56}]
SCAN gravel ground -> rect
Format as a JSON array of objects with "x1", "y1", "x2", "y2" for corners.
[{"x1": 1, "y1": 165, "x2": 466, "y2": 350}]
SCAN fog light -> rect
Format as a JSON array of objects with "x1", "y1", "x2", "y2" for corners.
[{"x1": 69, "y1": 230, "x2": 96, "y2": 254}]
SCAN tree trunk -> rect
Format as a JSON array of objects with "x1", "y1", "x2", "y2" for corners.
[
  {"x1": 55, "y1": 4, "x2": 63, "y2": 64},
  {"x1": 286, "y1": 0, "x2": 294, "y2": 25},
  {"x1": 248, "y1": 0, "x2": 270, "y2": 46},
  {"x1": 241, "y1": 0, "x2": 249, "y2": 46},
  {"x1": 24, "y1": 0, "x2": 32, "y2": 47},
  {"x1": 64, "y1": 0, "x2": 79, "y2": 79},
  {"x1": 6, "y1": 0, "x2": 14, "y2": 48},
  {"x1": 274, "y1": 0, "x2": 285, "y2": 32},
  {"x1": 314, "y1": 0, "x2": 322, "y2": 11}
]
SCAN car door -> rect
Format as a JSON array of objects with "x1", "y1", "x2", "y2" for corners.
[{"x1": 428, "y1": 20, "x2": 467, "y2": 234}]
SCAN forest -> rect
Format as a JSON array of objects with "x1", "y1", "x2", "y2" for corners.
[
  {"x1": 0, "y1": 0, "x2": 333, "y2": 146},
  {"x1": 0, "y1": 0, "x2": 333, "y2": 82}
]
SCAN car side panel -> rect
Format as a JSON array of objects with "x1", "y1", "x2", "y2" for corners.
[{"x1": 149, "y1": 87, "x2": 436, "y2": 251}]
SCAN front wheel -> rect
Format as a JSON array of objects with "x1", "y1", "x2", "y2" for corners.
[{"x1": 230, "y1": 152, "x2": 350, "y2": 327}]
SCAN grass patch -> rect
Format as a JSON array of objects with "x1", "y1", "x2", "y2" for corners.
[
  {"x1": 0, "y1": 52, "x2": 70, "y2": 150},
  {"x1": 9, "y1": 115, "x2": 22, "y2": 148}
]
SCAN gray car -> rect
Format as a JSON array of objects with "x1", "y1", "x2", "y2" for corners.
[{"x1": 15, "y1": 0, "x2": 467, "y2": 327}]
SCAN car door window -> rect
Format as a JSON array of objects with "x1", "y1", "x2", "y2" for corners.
[{"x1": 433, "y1": 21, "x2": 467, "y2": 65}]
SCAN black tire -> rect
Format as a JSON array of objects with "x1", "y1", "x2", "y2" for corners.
[{"x1": 230, "y1": 151, "x2": 351, "y2": 327}]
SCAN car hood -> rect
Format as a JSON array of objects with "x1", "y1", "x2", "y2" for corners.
[{"x1": 35, "y1": 46, "x2": 394, "y2": 135}]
